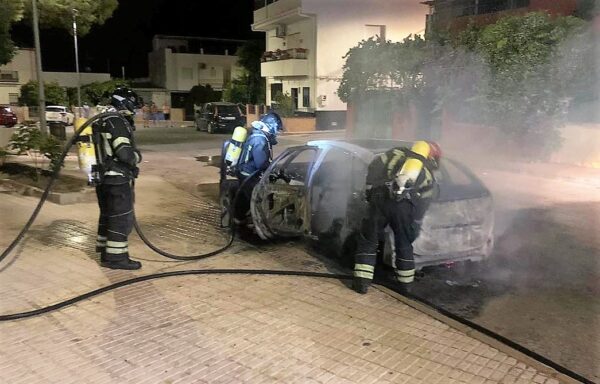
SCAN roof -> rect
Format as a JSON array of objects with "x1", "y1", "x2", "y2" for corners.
[{"x1": 307, "y1": 139, "x2": 414, "y2": 155}]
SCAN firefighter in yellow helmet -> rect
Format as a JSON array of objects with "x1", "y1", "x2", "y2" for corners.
[{"x1": 353, "y1": 141, "x2": 442, "y2": 294}]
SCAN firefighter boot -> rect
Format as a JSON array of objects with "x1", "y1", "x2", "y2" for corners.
[
  {"x1": 352, "y1": 277, "x2": 370, "y2": 294},
  {"x1": 95, "y1": 246, "x2": 108, "y2": 262},
  {"x1": 397, "y1": 282, "x2": 413, "y2": 295},
  {"x1": 101, "y1": 259, "x2": 142, "y2": 270}
]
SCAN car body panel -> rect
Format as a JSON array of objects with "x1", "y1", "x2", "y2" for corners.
[
  {"x1": 46, "y1": 106, "x2": 74, "y2": 125},
  {"x1": 251, "y1": 139, "x2": 494, "y2": 269},
  {"x1": 196, "y1": 102, "x2": 246, "y2": 133},
  {"x1": 0, "y1": 106, "x2": 17, "y2": 127}
]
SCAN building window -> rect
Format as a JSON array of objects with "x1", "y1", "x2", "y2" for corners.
[
  {"x1": 8, "y1": 93, "x2": 19, "y2": 105},
  {"x1": 364, "y1": 24, "x2": 386, "y2": 41},
  {"x1": 181, "y1": 67, "x2": 193, "y2": 80},
  {"x1": 302, "y1": 87, "x2": 310, "y2": 108},
  {"x1": 210, "y1": 67, "x2": 217, "y2": 78}
]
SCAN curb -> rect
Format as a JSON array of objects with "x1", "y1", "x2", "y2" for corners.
[
  {"x1": 374, "y1": 285, "x2": 585, "y2": 384},
  {"x1": 0, "y1": 179, "x2": 95, "y2": 205}
]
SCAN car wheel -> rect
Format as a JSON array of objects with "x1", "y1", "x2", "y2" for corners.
[
  {"x1": 219, "y1": 179, "x2": 239, "y2": 228},
  {"x1": 207, "y1": 122, "x2": 215, "y2": 134}
]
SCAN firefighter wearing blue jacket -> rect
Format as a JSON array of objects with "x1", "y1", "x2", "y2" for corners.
[{"x1": 234, "y1": 112, "x2": 283, "y2": 223}]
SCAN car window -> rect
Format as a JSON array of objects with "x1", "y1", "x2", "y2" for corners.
[
  {"x1": 313, "y1": 148, "x2": 353, "y2": 187},
  {"x1": 439, "y1": 159, "x2": 473, "y2": 186},
  {"x1": 46, "y1": 107, "x2": 64, "y2": 112},
  {"x1": 216, "y1": 105, "x2": 241, "y2": 115},
  {"x1": 285, "y1": 148, "x2": 318, "y2": 185}
]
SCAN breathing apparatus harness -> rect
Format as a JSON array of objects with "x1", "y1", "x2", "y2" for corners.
[{"x1": 0, "y1": 117, "x2": 593, "y2": 384}]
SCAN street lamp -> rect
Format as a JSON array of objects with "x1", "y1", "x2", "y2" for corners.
[
  {"x1": 72, "y1": 8, "x2": 82, "y2": 112},
  {"x1": 31, "y1": 0, "x2": 47, "y2": 135}
]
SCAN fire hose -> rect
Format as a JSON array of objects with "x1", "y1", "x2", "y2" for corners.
[{"x1": 0, "y1": 115, "x2": 594, "y2": 384}]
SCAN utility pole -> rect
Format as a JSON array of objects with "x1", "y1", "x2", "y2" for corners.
[
  {"x1": 32, "y1": 0, "x2": 47, "y2": 135},
  {"x1": 72, "y1": 9, "x2": 82, "y2": 111}
]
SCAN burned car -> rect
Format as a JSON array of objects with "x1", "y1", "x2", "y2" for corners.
[{"x1": 249, "y1": 139, "x2": 494, "y2": 269}]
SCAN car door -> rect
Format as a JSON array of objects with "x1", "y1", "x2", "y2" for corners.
[{"x1": 251, "y1": 146, "x2": 319, "y2": 239}]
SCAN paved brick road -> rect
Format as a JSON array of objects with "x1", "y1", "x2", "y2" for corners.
[{"x1": 0, "y1": 179, "x2": 571, "y2": 384}]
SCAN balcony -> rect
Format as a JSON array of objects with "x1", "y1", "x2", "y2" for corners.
[
  {"x1": 0, "y1": 71, "x2": 19, "y2": 83},
  {"x1": 253, "y1": 0, "x2": 304, "y2": 31},
  {"x1": 261, "y1": 51, "x2": 308, "y2": 77},
  {"x1": 261, "y1": 48, "x2": 308, "y2": 62}
]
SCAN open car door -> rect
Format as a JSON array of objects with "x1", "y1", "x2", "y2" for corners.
[{"x1": 251, "y1": 146, "x2": 319, "y2": 240}]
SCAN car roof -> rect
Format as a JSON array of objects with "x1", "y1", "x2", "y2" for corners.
[
  {"x1": 307, "y1": 139, "x2": 414, "y2": 157},
  {"x1": 46, "y1": 105, "x2": 67, "y2": 108}
]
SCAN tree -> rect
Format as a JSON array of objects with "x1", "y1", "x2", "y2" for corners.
[
  {"x1": 223, "y1": 40, "x2": 265, "y2": 105},
  {"x1": 189, "y1": 84, "x2": 220, "y2": 106},
  {"x1": 450, "y1": 13, "x2": 588, "y2": 157},
  {"x1": 79, "y1": 79, "x2": 129, "y2": 105},
  {"x1": 0, "y1": 0, "x2": 25, "y2": 65},
  {"x1": 19, "y1": 80, "x2": 66, "y2": 106},
  {"x1": 338, "y1": 35, "x2": 429, "y2": 105},
  {"x1": 0, "y1": 0, "x2": 118, "y2": 65}
]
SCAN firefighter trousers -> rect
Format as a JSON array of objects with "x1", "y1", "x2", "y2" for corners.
[
  {"x1": 95, "y1": 182, "x2": 134, "y2": 262},
  {"x1": 234, "y1": 175, "x2": 259, "y2": 221},
  {"x1": 354, "y1": 196, "x2": 422, "y2": 287}
]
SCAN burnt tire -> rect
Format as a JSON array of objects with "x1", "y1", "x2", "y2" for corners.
[{"x1": 219, "y1": 179, "x2": 239, "y2": 228}]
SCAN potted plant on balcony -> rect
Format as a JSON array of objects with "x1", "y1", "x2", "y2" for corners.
[{"x1": 295, "y1": 48, "x2": 307, "y2": 59}]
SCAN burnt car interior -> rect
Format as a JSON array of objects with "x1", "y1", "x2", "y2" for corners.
[
  {"x1": 261, "y1": 148, "x2": 317, "y2": 234},
  {"x1": 310, "y1": 149, "x2": 357, "y2": 238}
]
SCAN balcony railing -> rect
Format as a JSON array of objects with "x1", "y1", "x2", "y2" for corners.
[
  {"x1": 254, "y1": 0, "x2": 279, "y2": 10},
  {"x1": 0, "y1": 71, "x2": 18, "y2": 83},
  {"x1": 261, "y1": 48, "x2": 308, "y2": 62}
]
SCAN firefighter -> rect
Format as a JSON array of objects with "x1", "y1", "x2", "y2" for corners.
[
  {"x1": 94, "y1": 88, "x2": 143, "y2": 270},
  {"x1": 353, "y1": 141, "x2": 442, "y2": 294},
  {"x1": 233, "y1": 112, "x2": 283, "y2": 224}
]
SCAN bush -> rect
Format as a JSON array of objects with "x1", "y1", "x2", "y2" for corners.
[
  {"x1": 19, "y1": 80, "x2": 67, "y2": 106},
  {"x1": 272, "y1": 92, "x2": 294, "y2": 117},
  {"x1": 8, "y1": 126, "x2": 64, "y2": 180}
]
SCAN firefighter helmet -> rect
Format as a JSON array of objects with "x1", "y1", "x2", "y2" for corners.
[{"x1": 427, "y1": 141, "x2": 442, "y2": 169}]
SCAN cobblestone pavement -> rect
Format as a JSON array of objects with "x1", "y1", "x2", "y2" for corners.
[{"x1": 0, "y1": 179, "x2": 573, "y2": 384}]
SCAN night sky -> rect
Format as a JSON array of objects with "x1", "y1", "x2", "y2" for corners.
[{"x1": 10, "y1": 0, "x2": 262, "y2": 78}]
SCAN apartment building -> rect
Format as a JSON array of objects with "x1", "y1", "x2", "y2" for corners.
[{"x1": 252, "y1": 0, "x2": 422, "y2": 130}]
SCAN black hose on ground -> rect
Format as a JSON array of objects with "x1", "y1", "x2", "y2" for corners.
[
  {"x1": 0, "y1": 112, "x2": 123, "y2": 265},
  {"x1": 0, "y1": 123, "x2": 594, "y2": 384},
  {"x1": 0, "y1": 269, "x2": 351, "y2": 322},
  {"x1": 132, "y1": 170, "x2": 259, "y2": 261},
  {"x1": 0, "y1": 268, "x2": 594, "y2": 384}
]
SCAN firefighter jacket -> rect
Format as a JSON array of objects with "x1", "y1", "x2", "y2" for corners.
[
  {"x1": 366, "y1": 147, "x2": 436, "y2": 201},
  {"x1": 93, "y1": 114, "x2": 141, "y2": 185},
  {"x1": 237, "y1": 129, "x2": 273, "y2": 178}
]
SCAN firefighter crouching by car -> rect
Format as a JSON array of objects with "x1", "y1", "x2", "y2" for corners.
[
  {"x1": 353, "y1": 141, "x2": 442, "y2": 294},
  {"x1": 94, "y1": 88, "x2": 143, "y2": 270},
  {"x1": 233, "y1": 112, "x2": 283, "y2": 225}
]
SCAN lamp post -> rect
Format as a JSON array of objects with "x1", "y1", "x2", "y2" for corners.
[
  {"x1": 32, "y1": 0, "x2": 47, "y2": 135},
  {"x1": 72, "y1": 8, "x2": 82, "y2": 112}
]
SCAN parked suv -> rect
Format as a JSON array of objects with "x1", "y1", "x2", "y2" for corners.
[
  {"x1": 195, "y1": 102, "x2": 246, "y2": 134},
  {"x1": 46, "y1": 106, "x2": 75, "y2": 126},
  {"x1": 0, "y1": 105, "x2": 17, "y2": 127}
]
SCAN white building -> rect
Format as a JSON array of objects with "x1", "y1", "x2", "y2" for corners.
[
  {"x1": 0, "y1": 49, "x2": 36, "y2": 105},
  {"x1": 0, "y1": 49, "x2": 110, "y2": 105},
  {"x1": 148, "y1": 35, "x2": 244, "y2": 93},
  {"x1": 252, "y1": 0, "x2": 425, "y2": 130}
]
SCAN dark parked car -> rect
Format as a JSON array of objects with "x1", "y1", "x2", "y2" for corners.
[
  {"x1": 247, "y1": 139, "x2": 495, "y2": 270},
  {"x1": 195, "y1": 102, "x2": 246, "y2": 134},
  {"x1": 0, "y1": 106, "x2": 17, "y2": 127}
]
